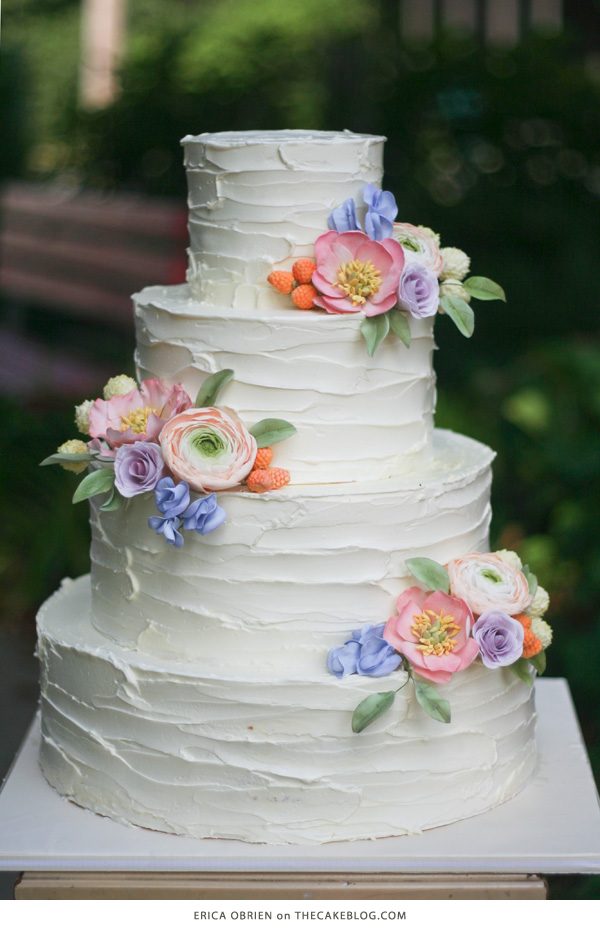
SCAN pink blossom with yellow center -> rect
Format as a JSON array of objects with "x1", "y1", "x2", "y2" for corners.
[
  {"x1": 311, "y1": 230, "x2": 405, "y2": 316},
  {"x1": 88, "y1": 379, "x2": 192, "y2": 449},
  {"x1": 384, "y1": 586, "x2": 479, "y2": 684}
]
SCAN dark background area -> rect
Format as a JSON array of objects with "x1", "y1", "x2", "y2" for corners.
[{"x1": 1, "y1": 0, "x2": 599, "y2": 899}]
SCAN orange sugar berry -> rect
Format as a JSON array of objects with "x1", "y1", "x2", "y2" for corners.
[
  {"x1": 253, "y1": 446, "x2": 274, "y2": 470},
  {"x1": 247, "y1": 467, "x2": 291, "y2": 494},
  {"x1": 291, "y1": 284, "x2": 318, "y2": 310},
  {"x1": 514, "y1": 614, "x2": 532, "y2": 629},
  {"x1": 522, "y1": 631, "x2": 543, "y2": 659},
  {"x1": 267, "y1": 271, "x2": 294, "y2": 295},
  {"x1": 292, "y1": 258, "x2": 317, "y2": 285}
]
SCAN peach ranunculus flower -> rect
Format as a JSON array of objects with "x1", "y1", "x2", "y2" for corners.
[
  {"x1": 446, "y1": 552, "x2": 532, "y2": 618},
  {"x1": 88, "y1": 379, "x2": 192, "y2": 448},
  {"x1": 384, "y1": 586, "x2": 479, "y2": 684},
  {"x1": 392, "y1": 223, "x2": 444, "y2": 277},
  {"x1": 159, "y1": 407, "x2": 257, "y2": 493},
  {"x1": 311, "y1": 230, "x2": 405, "y2": 316}
]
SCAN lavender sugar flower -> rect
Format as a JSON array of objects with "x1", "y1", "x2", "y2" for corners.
[
  {"x1": 327, "y1": 623, "x2": 402, "y2": 679},
  {"x1": 328, "y1": 197, "x2": 362, "y2": 234},
  {"x1": 114, "y1": 441, "x2": 165, "y2": 498},
  {"x1": 472, "y1": 611, "x2": 525, "y2": 669},
  {"x1": 397, "y1": 262, "x2": 440, "y2": 319},
  {"x1": 363, "y1": 185, "x2": 398, "y2": 241}
]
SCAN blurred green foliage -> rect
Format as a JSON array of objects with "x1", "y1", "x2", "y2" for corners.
[{"x1": 2, "y1": 0, "x2": 600, "y2": 897}]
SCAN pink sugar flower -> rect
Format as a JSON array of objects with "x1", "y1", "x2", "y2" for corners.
[
  {"x1": 88, "y1": 379, "x2": 192, "y2": 449},
  {"x1": 384, "y1": 586, "x2": 479, "y2": 684},
  {"x1": 312, "y1": 230, "x2": 405, "y2": 316}
]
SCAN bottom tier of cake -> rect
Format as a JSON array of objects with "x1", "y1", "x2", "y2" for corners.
[{"x1": 37, "y1": 575, "x2": 538, "y2": 845}]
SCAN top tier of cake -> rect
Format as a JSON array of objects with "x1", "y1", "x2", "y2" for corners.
[{"x1": 183, "y1": 129, "x2": 385, "y2": 310}]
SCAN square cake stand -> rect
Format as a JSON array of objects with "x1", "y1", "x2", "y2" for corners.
[{"x1": 1, "y1": 678, "x2": 599, "y2": 900}]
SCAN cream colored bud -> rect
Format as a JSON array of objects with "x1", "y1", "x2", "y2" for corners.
[
  {"x1": 440, "y1": 247, "x2": 471, "y2": 282},
  {"x1": 57, "y1": 439, "x2": 90, "y2": 474},
  {"x1": 495, "y1": 549, "x2": 523, "y2": 571},
  {"x1": 531, "y1": 616, "x2": 552, "y2": 650},
  {"x1": 528, "y1": 585, "x2": 550, "y2": 620},
  {"x1": 103, "y1": 374, "x2": 138, "y2": 400},
  {"x1": 74, "y1": 399, "x2": 93, "y2": 435},
  {"x1": 439, "y1": 278, "x2": 471, "y2": 302}
]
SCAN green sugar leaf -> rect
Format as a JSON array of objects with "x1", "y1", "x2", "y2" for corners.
[
  {"x1": 522, "y1": 564, "x2": 538, "y2": 598},
  {"x1": 361, "y1": 313, "x2": 390, "y2": 357},
  {"x1": 100, "y1": 488, "x2": 125, "y2": 512},
  {"x1": 440, "y1": 296, "x2": 475, "y2": 338},
  {"x1": 388, "y1": 308, "x2": 411, "y2": 348},
  {"x1": 40, "y1": 452, "x2": 97, "y2": 466},
  {"x1": 249, "y1": 418, "x2": 296, "y2": 448},
  {"x1": 195, "y1": 369, "x2": 234, "y2": 408},
  {"x1": 463, "y1": 276, "x2": 506, "y2": 302},
  {"x1": 529, "y1": 651, "x2": 546, "y2": 676},
  {"x1": 414, "y1": 679, "x2": 451, "y2": 724},
  {"x1": 509, "y1": 657, "x2": 534, "y2": 687},
  {"x1": 72, "y1": 467, "x2": 115, "y2": 504},
  {"x1": 405, "y1": 557, "x2": 450, "y2": 594},
  {"x1": 352, "y1": 691, "x2": 395, "y2": 734}
]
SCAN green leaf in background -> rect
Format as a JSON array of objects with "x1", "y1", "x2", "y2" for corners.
[
  {"x1": 361, "y1": 313, "x2": 390, "y2": 357},
  {"x1": 388, "y1": 308, "x2": 411, "y2": 348},
  {"x1": 405, "y1": 557, "x2": 450, "y2": 594},
  {"x1": 530, "y1": 651, "x2": 546, "y2": 676},
  {"x1": 40, "y1": 452, "x2": 97, "y2": 466},
  {"x1": 249, "y1": 418, "x2": 296, "y2": 448},
  {"x1": 352, "y1": 691, "x2": 395, "y2": 733},
  {"x1": 509, "y1": 657, "x2": 534, "y2": 687},
  {"x1": 195, "y1": 369, "x2": 234, "y2": 407},
  {"x1": 463, "y1": 276, "x2": 506, "y2": 302},
  {"x1": 522, "y1": 564, "x2": 538, "y2": 598},
  {"x1": 99, "y1": 488, "x2": 125, "y2": 512},
  {"x1": 414, "y1": 679, "x2": 451, "y2": 723},
  {"x1": 440, "y1": 295, "x2": 475, "y2": 338},
  {"x1": 72, "y1": 468, "x2": 115, "y2": 504}
]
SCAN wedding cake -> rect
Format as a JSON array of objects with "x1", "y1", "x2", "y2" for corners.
[{"x1": 36, "y1": 130, "x2": 552, "y2": 845}]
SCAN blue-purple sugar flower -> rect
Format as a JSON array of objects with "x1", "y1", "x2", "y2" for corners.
[
  {"x1": 182, "y1": 493, "x2": 226, "y2": 535},
  {"x1": 327, "y1": 623, "x2": 402, "y2": 679},
  {"x1": 363, "y1": 184, "x2": 398, "y2": 241},
  {"x1": 472, "y1": 611, "x2": 525, "y2": 669},
  {"x1": 148, "y1": 513, "x2": 184, "y2": 548},
  {"x1": 328, "y1": 196, "x2": 362, "y2": 234},
  {"x1": 154, "y1": 476, "x2": 190, "y2": 518}
]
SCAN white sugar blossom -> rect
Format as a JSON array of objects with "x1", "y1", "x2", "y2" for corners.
[
  {"x1": 495, "y1": 549, "x2": 523, "y2": 571},
  {"x1": 439, "y1": 278, "x2": 471, "y2": 303},
  {"x1": 531, "y1": 616, "x2": 553, "y2": 650},
  {"x1": 528, "y1": 585, "x2": 550, "y2": 620},
  {"x1": 74, "y1": 399, "x2": 93, "y2": 435},
  {"x1": 57, "y1": 439, "x2": 89, "y2": 474},
  {"x1": 103, "y1": 374, "x2": 138, "y2": 400},
  {"x1": 440, "y1": 247, "x2": 471, "y2": 282},
  {"x1": 417, "y1": 225, "x2": 441, "y2": 247}
]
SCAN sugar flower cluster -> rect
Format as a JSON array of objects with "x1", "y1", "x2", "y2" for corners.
[
  {"x1": 328, "y1": 547, "x2": 552, "y2": 732},
  {"x1": 41, "y1": 370, "x2": 295, "y2": 548},
  {"x1": 268, "y1": 184, "x2": 505, "y2": 356}
]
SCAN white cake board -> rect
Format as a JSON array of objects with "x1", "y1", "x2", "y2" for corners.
[{"x1": 0, "y1": 679, "x2": 598, "y2": 874}]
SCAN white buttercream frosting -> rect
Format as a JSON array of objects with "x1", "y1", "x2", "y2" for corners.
[
  {"x1": 134, "y1": 284, "x2": 436, "y2": 483},
  {"x1": 182, "y1": 130, "x2": 385, "y2": 311},
  {"x1": 38, "y1": 575, "x2": 537, "y2": 845}
]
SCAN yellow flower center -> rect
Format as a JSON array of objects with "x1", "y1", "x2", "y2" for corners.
[
  {"x1": 411, "y1": 608, "x2": 461, "y2": 657},
  {"x1": 336, "y1": 259, "x2": 382, "y2": 306},
  {"x1": 120, "y1": 406, "x2": 155, "y2": 434}
]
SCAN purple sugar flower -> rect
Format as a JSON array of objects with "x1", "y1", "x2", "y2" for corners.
[
  {"x1": 363, "y1": 185, "x2": 398, "y2": 241},
  {"x1": 154, "y1": 476, "x2": 190, "y2": 518},
  {"x1": 328, "y1": 197, "x2": 362, "y2": 233},
  {"x1": 147, "y1": 514, "x2": 184, "y2": 548},
  {"x1": 397, "y1": 262, "x2": 440, "y2": 319},
  {"x1": 113, "y1": 441, "x2": 164, "y2": 498},
  {"x1": 327, "y1": 622, "x2": 402, "y2": 679},
  {"x1": 472, "y1": 611, "x2": 525, "y2": 669},
  {"x1": 182, "y1": 493, "x2": 226, "y2": 535}
]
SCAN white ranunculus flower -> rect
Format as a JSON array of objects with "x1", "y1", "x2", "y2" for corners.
[
  {"x1": 495, "y1": 549, "x2": 523, "y2": 571},
  {"x1": 392, "y1": 223, "x2": 444, "y2": 276},
  {"x1": 447, "y1": 552, "x2": 532, "y2": 617},
  {"x1": 440, "y1": 246, "x2": 471, "y2": 282},
  {"x1": 74, "y1": 399, "x2": 93, "y2": 435},
  {"x1": 528, "y1": 585, "x2": 550, "y2": 620},
  {"x1": 439, "y1": 278, "x2": 471, "y2": 303},
  {"x1": 417, "y1": 225, "x2": 441, "y2": 247},
  {"x1": 531, "y1": 617, "x2": 552, "y2": 650},
  {"x1": 103, "y1": 374, "x2": 138, "y2": 400}
]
